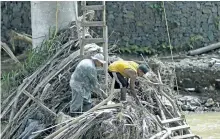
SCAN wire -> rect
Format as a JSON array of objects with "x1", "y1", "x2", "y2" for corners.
[
  {"x1": 53, "y1": 1, "x2": 59, "y2": 39},
  {"x1": 162, "y1": 1, "x2": 179, "y2": 95}
]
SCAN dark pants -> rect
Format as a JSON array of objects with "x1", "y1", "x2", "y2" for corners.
[{"x1": 108, "y1": 71, "x2": 128, "y2": 89}]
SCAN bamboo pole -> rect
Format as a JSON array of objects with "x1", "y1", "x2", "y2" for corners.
[
  {"x1": 1, "y1": 42, "x2": 21, "y2": 64},
  {"x1": 0, "y1": 41, "x2": 74, "y2": 120},
  {"x1": 1, "y1": 41, "x2": 75, "y2": 137},
  {"x1": 23, "y1": 90, "x2": 57, "y2": 116},
  {"x1": 188, "y1": 42, "x2": 220, "y2": 56},
  {"x1": 45, "y1": 78, "x2": 115, "y2": 139},
  {"x1": 80, "y1": 1, "x2": 86, "y2": 57},
  {"x1": 10, "y1": 30, "x2": 32, "y2": 44},
  {"x1": 103, "y1": 1, "x2": 108, "y2": 93}
]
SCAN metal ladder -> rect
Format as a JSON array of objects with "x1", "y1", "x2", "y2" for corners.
[
  {"x1": 156, "y1": 115, "x2": 200, "y2": 139},
  {"x1": 78, "y1": 1, "x2": 108, "y2": 88}
]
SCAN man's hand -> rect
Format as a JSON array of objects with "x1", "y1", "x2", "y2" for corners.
[{"x1": 130, "y1": 89, "x2": 141, "y2": 105}]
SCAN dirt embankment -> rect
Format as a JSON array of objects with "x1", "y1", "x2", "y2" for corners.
[{"x1": 170, "y1": 54, "x2": 220, "y2": 100}]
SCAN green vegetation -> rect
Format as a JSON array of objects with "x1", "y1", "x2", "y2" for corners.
[
  {"x1": 187, "y1": 35, "x2": 204, "y2": 49},
  {"x1": 149, "y1": 2, "x2": 163, "y2": 13},
  {"x1": 118, "y1": 45, "x2": 155, "y2": 55},
  {"x1": 117, "y1": 43, "x2": 174, "y2": 55},
  {"x1": 1, "y1": 29, "x2": 61, "y2": 94}
]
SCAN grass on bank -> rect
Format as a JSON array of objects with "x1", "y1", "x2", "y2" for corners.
[{"x1": 1, "y1": 30, "x2": 62, "y2": 98}]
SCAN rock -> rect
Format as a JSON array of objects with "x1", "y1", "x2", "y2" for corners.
[
  {"x1": 122, "y1": 36, "x2": 129, "y2": 41},
  {"x1": 195, "y1": 106, "x2": 205, "y2": 112},
  {"x1": 11, "y1": 18, "x2": 21, "y2": 27},
  {"x1": 177, "y1": 100, "x2": 183, "y2": 106},
  {"x1": 215, "y1": 79, "x2": 220, "y2": 90},
  {"x1": 136, "y1": 21, "x2": 143, "y2": 27},
  {"x1": 212, "y1": 6, "x2": 218, "y2": 13},
  {"x1": 108, "y1": 14, "x2": 114, "y2": 19},
  {"x1": 181, "y1": 104, "x2": 190, "y2": 111},
  {"x1": 123, "y1": 11, "x2": 134, "y2": 19},
  {"x1": 208, "y1": 24, "x2": 215, "y2": 31},
  {"x1": 202, "y1": 8, "x2": 212, "y2": 14},
  {"x1": 178, "y1": 96, "x2": 201, "y2": 107},
  {"x1": 176, "y1": 11, "x2": 182, "y2": 15},
  {"x1": 205, "y1": 98, "x2": 215, "y2": 107},
  {"x1": 196, "y1": 3, "x2": 200, "y2": 9},
  {"x1": 181, "y1": 17, "x2": 187, "y2": 26},
  {"x1": 202, "y1": 23, "x2": 209, "y2": 31},
  {"x1": 204, "y1": 107, "x2": 209, "y2": 111},
  {"x1": 190, "y1": 98, "x2": 201, "y2": 106},
  {"x1": 208, "y1": 15, "x2": 213, "y2": 24},
  {"x1": 182, "y1": 78, "x2": 195, "y2": 88},
  {"x1": 207, "y1": 31, "x2": 214, "y2": 41},
  {"x1": 204, "y1": 2, "x2": 212, "y2": 6},
  {"x1": 181, "y1": 103, "x2": 197, "y2": 111},
  {"x1": 211, "y1": 107, "x2": 220, "y2": 112}
]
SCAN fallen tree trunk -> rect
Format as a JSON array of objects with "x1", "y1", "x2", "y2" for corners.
[
  {"x1": 188, "y1": 42, "x2": 220, "y2": 56},
  {"x1": 10, "y1": 30, "x2": 32, "y2": 45}
]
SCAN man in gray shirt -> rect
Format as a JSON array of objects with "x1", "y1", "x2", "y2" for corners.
[{"x1": 69, "y1": 53, "x2": 107, "y2": 115}]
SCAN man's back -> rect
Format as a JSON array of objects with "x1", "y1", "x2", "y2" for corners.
[
  {"x1": 108, "y1": 60, "x2": 139, "y2": 78},
  {"x1": 71, "y1": 59, "x2": 95, "y2": 81}
]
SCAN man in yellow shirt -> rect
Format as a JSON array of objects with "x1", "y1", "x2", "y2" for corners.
[{"x1": 108, "y1": 60, "x2": 148, "y2": 102}]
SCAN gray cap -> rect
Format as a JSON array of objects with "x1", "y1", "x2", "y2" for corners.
[
  {"x1": 138, "y1": 64, "x2": 148, "y2": 74},
  {"x1": 91, "y1": 53, "x2": 106, "y2": 64}
]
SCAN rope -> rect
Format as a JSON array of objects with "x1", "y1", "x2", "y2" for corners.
[
  {"x1": 53, "y1": 1, "x2": 59, "y2": 39},
  {"x1": 162, "y1": 2, "x2": 179, "y2": 95}
]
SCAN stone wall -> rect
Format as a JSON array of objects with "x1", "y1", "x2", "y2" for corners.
[
  {"x1": 1, "y1": 1, "x2": 31, "y2": 53},
  {"x1": 103, "y1": 1, "x2": 220, "y2": 52},
  {"x1": 1, "y1": 1, "x2": 220, "y2": 53}
]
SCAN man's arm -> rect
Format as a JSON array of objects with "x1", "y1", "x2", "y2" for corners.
[
  {"x1": 124, "y1": 69, "x2": 136, "y2": 91},
  {"x1": 124, "y1": 69, "x2": 140, "y2": 104},
  {"x1": 88, "y1": 67, "x2": 108, "y2": 99}
]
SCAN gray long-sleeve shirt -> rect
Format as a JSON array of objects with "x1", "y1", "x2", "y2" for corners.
[{"x1": 69, "y1": 59, "x2": 99, "y2": 112}]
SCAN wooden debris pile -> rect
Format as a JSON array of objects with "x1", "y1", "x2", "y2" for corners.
[
  {"x1": 1, "y1": 12, "x2": 196, "y2": 139},
  {"x1": 1, "y1": 42, "x2": 194, "y2": 139}
]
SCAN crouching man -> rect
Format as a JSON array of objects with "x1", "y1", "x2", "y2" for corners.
[
  {"x1": 108, "y1": 60, "x2": 148, "y2": 103},
  {"x1": 69, "y1": 53, "x2": 107, "y2": 116}
]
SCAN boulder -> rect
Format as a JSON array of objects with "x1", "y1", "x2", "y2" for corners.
[
  {"x1": 178, "y1": 96, "x2": 201, "y2": 106},
  {"x1": 205, "y1": 98, "x2": 215, "y2": 107}
]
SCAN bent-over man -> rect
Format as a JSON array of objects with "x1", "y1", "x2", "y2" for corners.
[{"x1": 108, "y1": 60, "x2": 148, "y2": 103}]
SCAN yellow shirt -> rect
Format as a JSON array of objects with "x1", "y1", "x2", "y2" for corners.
[{"x1": 108, "y1": 60, "x2": 139, "y2": 78}]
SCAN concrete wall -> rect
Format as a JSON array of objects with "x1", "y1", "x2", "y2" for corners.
[
  {"x1": 1, "y1": 1, "x2": 220, "y2": 52},
  {"x1": 31, "y1": 1, "x2": 77, "y2": 48}
]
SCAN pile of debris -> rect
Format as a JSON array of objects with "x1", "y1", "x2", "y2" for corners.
[{"x1": 1, "y1": 12, "x2": 197, "y2": 139}]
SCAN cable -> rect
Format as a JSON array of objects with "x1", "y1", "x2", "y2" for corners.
[{"x1": 162, "y1": 1, "x2": 179, "y2": 95}]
